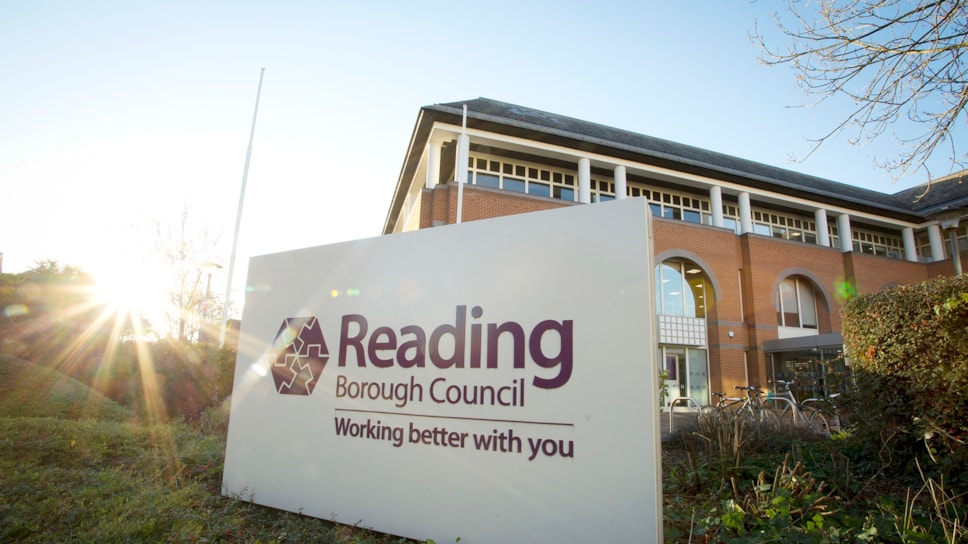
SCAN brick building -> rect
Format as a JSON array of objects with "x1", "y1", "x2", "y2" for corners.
[{"x1": 383, "y1": 98, "x2": 968, "y2": 407}]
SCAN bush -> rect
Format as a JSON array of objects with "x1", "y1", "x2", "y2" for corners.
[
  {"x1": 80, "y1": 339, "x2": 237, "y2": 423},
  {"x1": 841, "y1": 275, "x2": 968, "y2": 485}
]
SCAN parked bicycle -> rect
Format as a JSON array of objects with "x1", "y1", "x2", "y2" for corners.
[
  {"x1": 698, "y1": 385, "x2": 779, "y2": 431},
  {"x1": 800, "y1": 389, "x2": 841, "y2": 436},
  {"x1": 764, "y1": 379, "x2": 839, "y2": 436}
]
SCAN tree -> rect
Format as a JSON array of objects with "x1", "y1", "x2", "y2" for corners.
[
  {"x1": 754, "y1": 0, "x2": 968, "y2": 180},
  {"x1": 0, "y1": 261, "x2": 114, "y2": 374},
  {"x1": 152, "y1": 208, "x2": 223, "y2": 342}
]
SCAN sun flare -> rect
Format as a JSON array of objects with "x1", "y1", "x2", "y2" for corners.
[{"x1": 92, "y1": 265, "x2": 171, "y2": 335}]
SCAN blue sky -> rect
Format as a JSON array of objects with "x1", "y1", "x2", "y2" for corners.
[{"x1": 0, "y1": 1, "x2": 950, "y2": 308}]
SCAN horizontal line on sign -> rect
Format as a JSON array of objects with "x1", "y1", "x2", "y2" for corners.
[{"x1": 334, "y1": 408, "x2": 574, "y2": 427}]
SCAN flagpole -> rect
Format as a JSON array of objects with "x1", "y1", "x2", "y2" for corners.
[
  {"x1": 220, "y1": 67, "x2": 265, "y2": 348},
  {"x1": 455, "y1": 104, "x2": 468, "y2": 224}
]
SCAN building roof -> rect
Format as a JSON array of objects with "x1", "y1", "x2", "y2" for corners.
[
  {"x1": 893, "y1": 171, "x2": 968, "y2": 217},
  {"x1": 385, "y1": 97, "x2": 968, "y2": 233}
]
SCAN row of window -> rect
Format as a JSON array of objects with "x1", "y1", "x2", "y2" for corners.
[
  {"x1": 468, "y1": 157, "x2": 580, "y2": 201},
  {"x1": 465, "y1": 152, "x2": 908, "y2": 259},
  {"x1": 751, "y1": 212, "x2": 819, "y2": 244},
  {"x1": 853, "y1": 230, "x2": 903, "y2": 259}
]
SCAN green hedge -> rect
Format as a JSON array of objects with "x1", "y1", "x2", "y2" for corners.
[{"x1": 841, "y1": 275, "x2": 968, "y2": 474}]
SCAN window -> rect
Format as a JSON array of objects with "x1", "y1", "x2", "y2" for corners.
[
  {"x1": 656, "y1": 260, "x2": 706, "y2": 318},
  {"x1": 591, "y1": 179, "x2": 615, "y2": 202},
  {"x1": 852, "y1": 229, "x2": 904, "y2": 259},
  {"x1": 752, "y1": 211, "x2": 818, "y2": 243},
  {"x1": 529, "y1": 181, "x2": 550, "y2": 197},
  {"x1": 638, "y1": 186, "x2": 708, "y2": 224},
  {"x1": 776, "y1": 277, "x2": 818, "y2": 329},
  {"x1": 476, "y1": 173, "x2": 500, "y2": 188},
  {"x1": 467, "y1": 153, "x2": 576, "y2": 201},
  {"x1": 659, "y1": 344, "x2": 710, "y2": 406},
  {"x1": 503, "y1": 177, "x2": 525, "y2": 193},
  {"x1": 554, "y1": 186, "x2": 574, "y2": 200}
]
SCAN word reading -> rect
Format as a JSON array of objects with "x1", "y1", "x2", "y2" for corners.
[{"x1": 336, "y1": 305, "x2": 573, "y2": 388}]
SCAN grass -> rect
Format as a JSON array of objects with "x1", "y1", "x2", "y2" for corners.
[
  {"x1": 0, "y1": 355, "x2": 413, "y2": 543},
  {"x1": 0, "y1": 355, "x2": 133, "y2": 422},
  {"x1": 2, "y1": 354, "x2": 965, "y2": 542}
]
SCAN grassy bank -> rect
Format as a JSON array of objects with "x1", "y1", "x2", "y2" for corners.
[{"x1": 0, "y1": 356, "x2": 410, "y2": 543}]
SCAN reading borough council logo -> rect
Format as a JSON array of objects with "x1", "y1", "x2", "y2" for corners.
[{"x1": 269, "y1": 316, "x2": 329, "y2": 395}]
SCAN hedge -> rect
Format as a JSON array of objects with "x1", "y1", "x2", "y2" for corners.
[{"x1": 841, "y1": 274, "x2": 968, "y2": 474}]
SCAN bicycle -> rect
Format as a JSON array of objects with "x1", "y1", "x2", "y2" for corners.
[
  {"x1": 764, "y1": 379, "x2": 830, "y2": 435},
  {"x1": 699, "y1": 385, "x2": 779, "y2": 431},
  {"x1": 800, "y1": 389, "x2": 841, "y2": 437}
]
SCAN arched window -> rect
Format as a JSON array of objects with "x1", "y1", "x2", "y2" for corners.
[
  {"x1": 656, "y1": 260, "x2": 706, "y2": 318},
  {"x1": 776, "y1": 277, "x2": 818, "y2": 329}
]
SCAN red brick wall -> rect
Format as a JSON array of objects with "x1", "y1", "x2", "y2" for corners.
[
  {"x1": 926, "y1": 254, "x2": 967, "y2": 278},
  {"x1": 847, "y1": 252, "x2": 930, "y2": 293},
  {"x1": 738, "y1": 235, "x2": 848, "y2": 387},
  {"x1": 421, "y1": 184, "x2": 569, "y2": 227},
  {"x1": 653, "y1": 219, "x2": 746, "y2": 393}
]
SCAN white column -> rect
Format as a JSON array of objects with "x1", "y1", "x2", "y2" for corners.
[
  {"x1": 929, "y1": 224, "x2": 946, "y2": 261},
  {"x1": 613, "y1": 165, "x2": 627, "y2": 200},
  {"x1": 455, "y1": 132, "x2": 469, "y2": 224},
  {"x1": 837, "y1": 214, "x2": 853, "y2": 252},
  {"x1": 709, "y1": 186, "x2": 723, "y2": 228},
  {"x1": 578, "y1": 158, "x2": 591, "y2": 204},
  {"x1": 902, "y1": 227, "x2": 918, "y2": 262},
  {"x1": 815, "y1": 209, "x2": 830, "y2": 247},
  {"x1": 425, "y1": 137, "x2": 442, "y2": 189},
  {"x1": 456, "y1": 133, "x2": 469, "y2": 184},
  {"x1": 738, "y1": 192, "x2": 753, "y2": 234}
]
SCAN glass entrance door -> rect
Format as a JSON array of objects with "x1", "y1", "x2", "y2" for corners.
[
  {"x1": 768, "y1": 347, "x2": 849, "y2": 401},
  {"x1": 661, "y1": 347, "x2": 710, "y2": 407}
]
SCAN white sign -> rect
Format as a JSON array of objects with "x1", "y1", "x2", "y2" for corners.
[{"x1": 222, "y1": 198, "x2": 661, "y2": 542}]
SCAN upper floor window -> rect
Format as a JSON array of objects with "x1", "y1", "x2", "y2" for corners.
[
  {"x1": 591, "y1": 179, "x2": 615, "y2": 203},
  {"x1": 776, "y1": 277, "x2": 818, "y2": 329},
  {"x1": 853, "y1": 229, "x2": 903, "y2": 259},
  {"x1": 634, "y1": 187, "x2": 709, "y2": 225},
  {"x1": 466, "y1": 154, "x2": 575, "y2": 200},
  {"x1": 656, "y1": 260, "x2": 706, "y2": 318},
  {"x1": 752, "y1": 211, "x2": 818, "y2": 244}
]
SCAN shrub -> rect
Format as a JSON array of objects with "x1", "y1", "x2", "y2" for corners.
[
  {"x1": 88, "y1": 339, "x2": 237, "y2": 423},
  {"x1": 841, "y1": 275, "x2": 968, "y2": 485}
]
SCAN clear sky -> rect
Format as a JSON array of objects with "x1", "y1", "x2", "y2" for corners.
[{"x1": 0, "y1": 1, "x2": 950, "y2": 316}]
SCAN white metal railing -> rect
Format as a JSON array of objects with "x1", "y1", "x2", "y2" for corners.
[{"x1": 667, "y1": 396, "x2": 701, "y2": 433}]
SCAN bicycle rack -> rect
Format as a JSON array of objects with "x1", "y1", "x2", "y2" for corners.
[{"x1": 667, "y1": 396, "x2": 701, "y2": 433}]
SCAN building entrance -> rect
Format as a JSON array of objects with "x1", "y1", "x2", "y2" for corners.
[
  {"x1": 661, "y1": 346, "x2": 709, "y2": 407},
  {"x1": 767, "y1": 346, "x2": 848, "y2": 402}
]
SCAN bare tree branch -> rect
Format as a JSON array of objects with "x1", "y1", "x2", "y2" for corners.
[
  {"x1": 153, "y1": 207, "x2": 222, "y2": 341},
  {"x1": 752, "y1": 0, "x2": 968, "y2": 181}
]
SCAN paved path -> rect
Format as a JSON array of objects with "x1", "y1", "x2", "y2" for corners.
[{"x1": 659, "y1": 411, "x2": 699, "y2": 442}]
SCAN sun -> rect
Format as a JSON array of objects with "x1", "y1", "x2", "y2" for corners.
[{"x1": 92, "y1": 264, "x2": 171, "y2": 335}]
